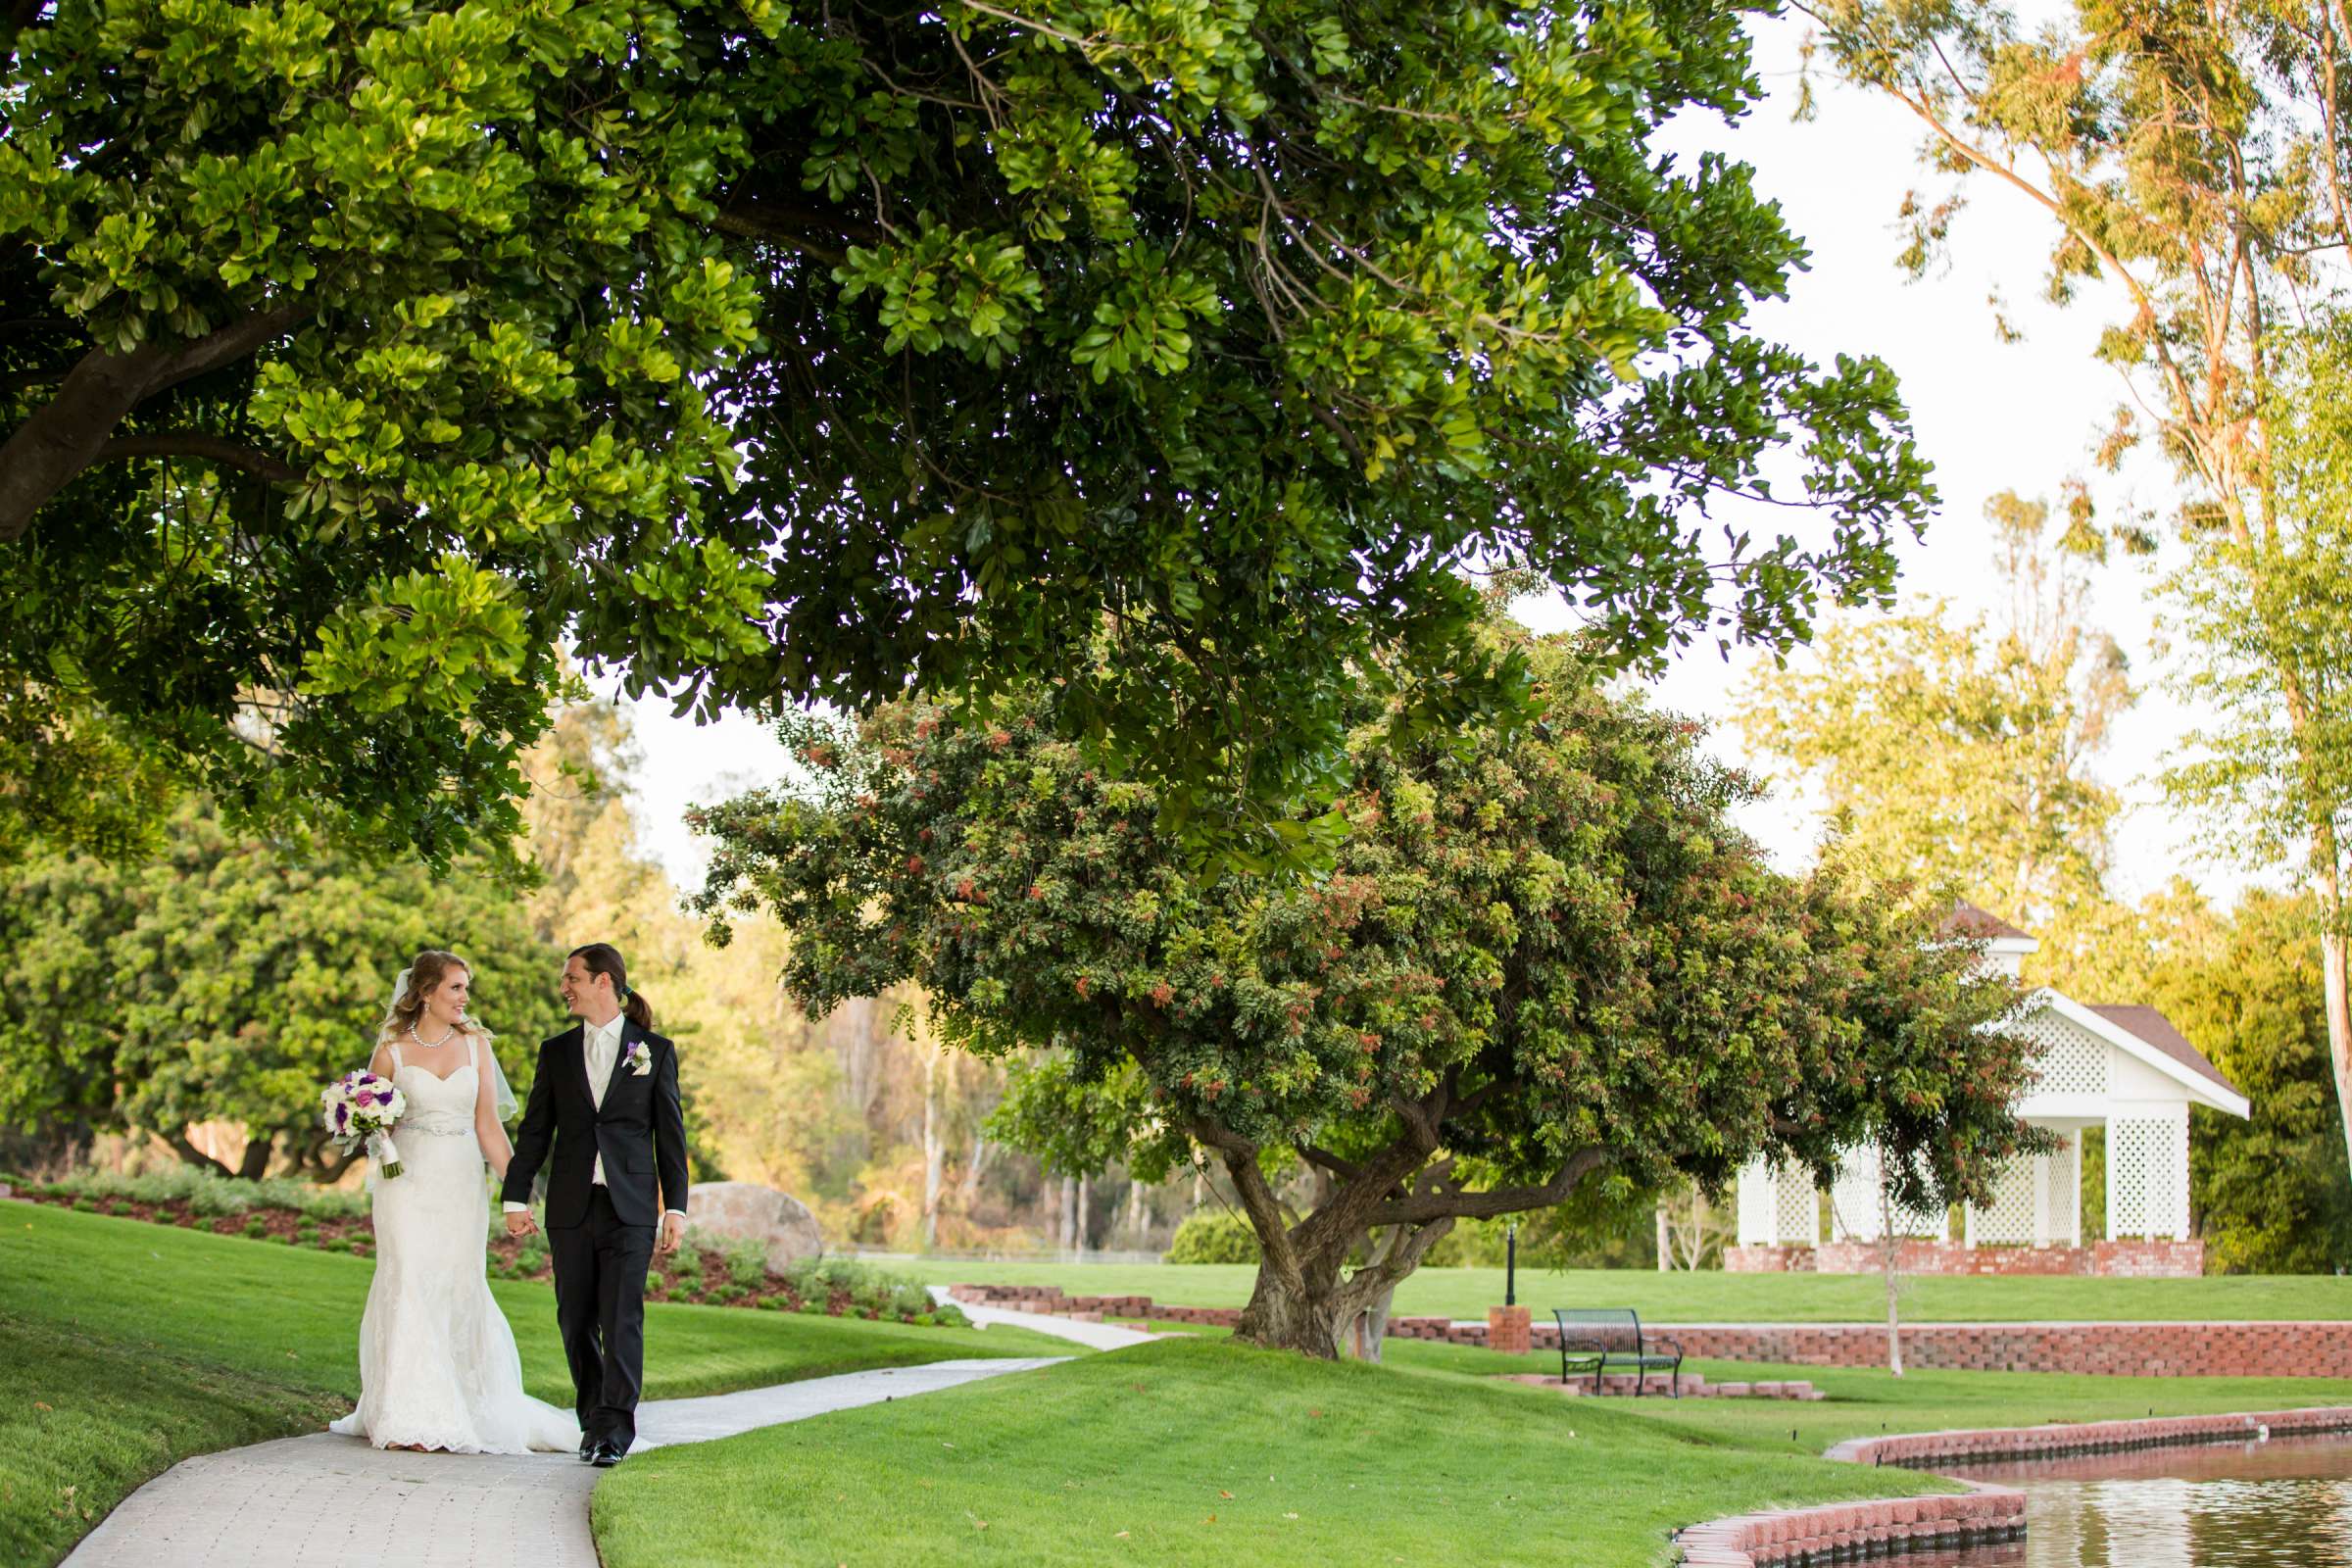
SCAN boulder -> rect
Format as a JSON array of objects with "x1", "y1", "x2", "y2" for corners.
[{"x1": 685, "y1": 1181, "x2": 824, "y2": 1271}]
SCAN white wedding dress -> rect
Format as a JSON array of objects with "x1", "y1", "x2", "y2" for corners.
[{"x1": 329, "y1": 1036, "x2": 580, "y2": 1453}]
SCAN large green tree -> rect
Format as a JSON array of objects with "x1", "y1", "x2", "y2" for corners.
[
  {"x1": 1798, "y1": 0, "x2": 2352, "y2": 1212},
  {"x1": 691, "y1": 614, "x2": 2038, "y2": 1354},
  {"x1": 0, "y1": 804, "x2": 558, "y2": 1174},
  {"x1": 2, "y1": 0, "x2": 1936, "y2": 870}
]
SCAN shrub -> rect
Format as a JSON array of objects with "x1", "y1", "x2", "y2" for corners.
[
  {"x1": 669, "y1": 1246, "x2": 705, "y2": 1282},
  {"x1": 242, "y1": 1216, "x2": 270, "y2": 1239},
  {"x1": 755, "y1": 1296, "x2": 786, "y2": 1311},
  {"x1": 704, "y1": 1283, "x2": 744, "y2": 1305},
  {"x1": 1165, "y1": 1209, "x2": 1259, "y2": 1264},
  {"x1": 108, "y1": 1201, "x2": 133, "y2": 1217},
  {"x1": 187, "y1": 1182, "x2": 254, "y2": 1218},
  {"x1": 721, "y1": 1238, "x2": 768, "y2": 1290},
  {"x1": 71, "y1": 1197, "x2": 98, "y2": 1213},
  {"x1": 515, "y1": 1244, "x2": 549, "y2": 1276}
]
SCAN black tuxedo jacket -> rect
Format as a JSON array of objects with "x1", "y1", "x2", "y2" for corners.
[{"x1": 500, "y1": 1019, "x2": 689, "y2": 1229}]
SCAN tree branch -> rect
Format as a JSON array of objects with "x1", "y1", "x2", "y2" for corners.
[
  {"x1": 0, "y1": 305, "x2": 307, "y2": 542},
  {"x1": 1363, "y1": 1148, "x2": 1609, "y2": 1227},
  {"x1": 101, "y1": 431, "x2": 303, "y2": 483}
]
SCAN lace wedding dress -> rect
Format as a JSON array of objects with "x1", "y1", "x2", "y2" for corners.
[{"x1": 329, "y1": 1036, "x2": 580, "y2": 1453}]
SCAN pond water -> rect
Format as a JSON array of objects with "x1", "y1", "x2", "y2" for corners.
[{"x1": 1931, "y1": 1435, "x2": 2352, "y2": 1566}]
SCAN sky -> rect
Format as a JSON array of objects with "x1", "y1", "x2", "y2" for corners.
[{"x1": 608, "y1": 14, "x2": 2265, "y2": 917}]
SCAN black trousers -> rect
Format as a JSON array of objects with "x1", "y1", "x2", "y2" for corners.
[{"x1": 548, "y1": 1186, "x2": 655, "y2": 1451}]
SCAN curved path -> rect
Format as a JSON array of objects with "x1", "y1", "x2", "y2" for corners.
[{"x1": 62, "y1": 1354, "x2": 1071, "y2": 1568}]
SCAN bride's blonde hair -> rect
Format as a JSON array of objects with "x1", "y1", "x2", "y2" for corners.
[{"x1": 377, "y1": 950, "x2": 490, "y2": 1047}]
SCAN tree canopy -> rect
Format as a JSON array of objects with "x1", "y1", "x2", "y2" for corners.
[
  {"x1": 3, "y1": 0, "x2": 1934, "y2": 869},
  {"x1": 691, "y1": 613, "x2": 2038, "y2": 1354}
]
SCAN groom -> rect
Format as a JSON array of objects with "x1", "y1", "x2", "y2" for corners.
[{"x1": 502, "y1": 942, "x2": 689, "y2": 1466}]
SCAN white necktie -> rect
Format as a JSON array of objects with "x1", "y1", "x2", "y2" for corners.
[{"x1": 588, "y1": 1023, "x2": 612, "y2": 1186}]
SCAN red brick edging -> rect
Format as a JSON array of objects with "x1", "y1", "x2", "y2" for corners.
[
  {"x1": 1672, "y1": 1486, "x2": 2023, "y2": 1567},
  {"x1": 1672, "y1": 1404, "x2": 2352, "y2": 1566},
  {"x1": 948, "y1": 1285, "x2": 2352, "y2": 1378}
]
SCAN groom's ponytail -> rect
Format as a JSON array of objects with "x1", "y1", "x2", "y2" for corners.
[{"x1": 569, "y1": 941, "x2": 656, "y2": 1031}]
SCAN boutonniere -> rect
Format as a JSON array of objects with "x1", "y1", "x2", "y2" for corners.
[{"x1": 622, "y1": 1040, "x2": 653, "y2": 1077}]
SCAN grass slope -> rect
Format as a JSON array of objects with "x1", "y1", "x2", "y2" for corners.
[
  {"x1": 0, "y1": 1199, "x2": 1069, "y2": 1568},
  {"x1": 594, "y1": 1332, "x2": 2352, "y2": 1568},
  {"x1": 884, "y1": 1257, "x2": 2352, "y2": 1323},
  {"x1": 591, "y1": 1336, "x2": 1951, "y2": 1568}
]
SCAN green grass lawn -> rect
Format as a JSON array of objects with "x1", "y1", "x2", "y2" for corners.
[
  {"x1": 0, "y1": 1199, "x2": 1071, "y2": 1568},
  {"x1": 888, "y1": 1256, "x2": 2352, "y2": 1323},
  {"x1": 593, "y1": 1329, "x2": 2352, "y2": 1568},
  {"x1": 590, "y1": 1335, "x2": 1955, "y2": 1568}
]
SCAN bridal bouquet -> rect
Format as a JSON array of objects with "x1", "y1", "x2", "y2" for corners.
[{"x1": 321, "y1": 1070, "x2": 409, "y2": 1179}]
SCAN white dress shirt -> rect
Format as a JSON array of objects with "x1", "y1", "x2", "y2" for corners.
[{"x1": 504, "y1": 1012, "x2": 686, "y2": 1224}]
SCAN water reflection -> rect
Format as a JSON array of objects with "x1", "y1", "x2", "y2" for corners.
[{"x1": 1935, "y1": 1436, "x2": 2352, "y2": 1566}]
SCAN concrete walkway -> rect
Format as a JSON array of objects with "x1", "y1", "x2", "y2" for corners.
[
  {"x1": 62, "y1": 1357, "x2": 1064, "y2": 1568},
  {"x1": 930, "y1": 1285, "x2": 1164, "y2": 1350}
]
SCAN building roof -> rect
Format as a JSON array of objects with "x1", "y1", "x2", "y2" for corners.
[
  {"x1": 1941, "y1": 900, "x2": 2034, "y2": 942},
  {"x1": 2083, "y1": 1003, "x2": 2245, "y2": 1102}
]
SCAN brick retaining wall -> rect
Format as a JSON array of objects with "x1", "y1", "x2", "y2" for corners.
[
  {"x1": 949, "y1": 1285, "x2": 2352, "y2": 1377},
  {"x1": 1727, "y1": 1239, "x2": 2206, "y2": 1277},
  {"x1": 1673, "y1": 1488, "x2": 2024, "y2": 1567}
]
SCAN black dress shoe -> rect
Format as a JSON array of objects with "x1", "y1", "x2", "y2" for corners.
[
  {"x1": 589, "y1": 1440, "x2": 624, "y2": 1467},
  {"x1": 577, "y1": 1435, "x2": 596, "y2": 1462}
]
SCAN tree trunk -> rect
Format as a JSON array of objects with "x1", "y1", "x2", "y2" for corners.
[
  {"x1": 1655, "y1": 1203, "x2": 1671, "y2": 1271},
  {"x1": 1059, "y1": 1174, "x2": 1078, "y2": 1252},
  {"x1": 2317, "y1": 860, "x2": 2352, "y2": 1187},
  {"x1": 920, "y1": 1049, "x2": 943, "y2": 1250},
  {"x1": 167, "y1": 1130, "x2": 235, "y2": 1178},
  {"x1": 236, "y1": 1133, "x2": 273, "y2": 1181},
  {"x1": 1074, "y1": 1174, "x2": 1092, "y2": 1252},
  {"x1": 1124, "y1": 1174, "x2": 1147, "y2": 1246},
  {"x1": 958, "y1": 1132, "x2": 992, "y2": 1207},
  {"x1": 1347, "y1": 1282, "x2": 1396, "y2": 1363},
  {"x1": 1233, "y1": 1265, "x2": 1350, "y2": 1356},
  {"x1": 1878, "y1": 1174, "x2": 1905, "y2": 1378}
]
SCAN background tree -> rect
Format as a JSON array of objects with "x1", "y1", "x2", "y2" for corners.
[
  {"x1": 692, "y1": 613, "x2": 2040, "y2": 1355},
  {"x1": 0, "y1": 804, "x2": 557, "y2": 1175},
  {"x1": 1738, "y1": 488, "x2": 2132, "y2": 929},
  {"x1": 1799, "y1": 0, "x2": 2352, "y2": 1206},
  {"x1": 3, "y1": 0, "x2": 1936, "y2": 871}
]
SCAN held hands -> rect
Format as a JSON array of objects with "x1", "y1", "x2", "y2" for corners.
[
  {"x1": 655, "y1": 1212, "x2": 684, "y2": 1259},
  {"x1": 505, "y1": 1210, "x2": 539, "y2": 1239}
]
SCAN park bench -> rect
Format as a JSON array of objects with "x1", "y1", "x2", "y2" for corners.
[{"x1": 1552, "y1": 1307, "x2": 1683, "y2": 1398}]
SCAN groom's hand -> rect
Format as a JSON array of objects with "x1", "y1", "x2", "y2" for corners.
[
  {"x1": 656, "y1": 1213, "x2": 684, "y2": 1258},
  {"x1": 505, "y1": 1211, "x2": 538, "y2": 1239}
]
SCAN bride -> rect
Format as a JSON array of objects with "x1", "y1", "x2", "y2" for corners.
[{"x1": 329, "y1": 949, "x2": 580, "y2": 1454}]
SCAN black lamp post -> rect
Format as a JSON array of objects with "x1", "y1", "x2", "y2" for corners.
[{"x1": 1505, "y1": 1219, "x2": 1518, "y2": 1307}]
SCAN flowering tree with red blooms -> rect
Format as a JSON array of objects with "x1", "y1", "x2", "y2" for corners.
[{"x1": 691, "y1": 613, "x2": 2041, "y2": 1356}]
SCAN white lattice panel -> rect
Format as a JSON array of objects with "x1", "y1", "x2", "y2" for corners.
[
  {"x1": 2014, "y1": 1008, "x2": 2109, "y2": 1098},
  {"x1": 1828, "y1": 1144, "x2": 1943, "y2": 1239},
  {"x1": 2038, "y1": 1133, "x2": 2080, "y2": 1246},
  {"x1": 1736, "y1": 1158, "x2": 1774, "y2": 1246},
  {"x1": 2109, "y1": 1115, "x2": 2189, "y2": 1240},
  {"x1": 1775, "y1": 1163, "x2": 1820, "y2": 1246},
  {"x1": 1967, "y1": 1155, "x2": 2037, "y2": 1244},
  {"x1": 1827, "y1": 1145, "x2": 1879, "y2": 1241}
]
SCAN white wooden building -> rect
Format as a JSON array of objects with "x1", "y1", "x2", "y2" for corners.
[{"x1": 1731, "y1": 905, "x2": 2248, "y2": 1276}]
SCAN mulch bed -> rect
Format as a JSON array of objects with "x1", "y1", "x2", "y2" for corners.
[{"x1": 9, "y1": 1186, "x2": 936, "y2": 1324}]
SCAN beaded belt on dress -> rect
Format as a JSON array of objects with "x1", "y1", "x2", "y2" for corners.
[{"x1": 400, "y1": 1113, "x2": 474, "y2": 1137}]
